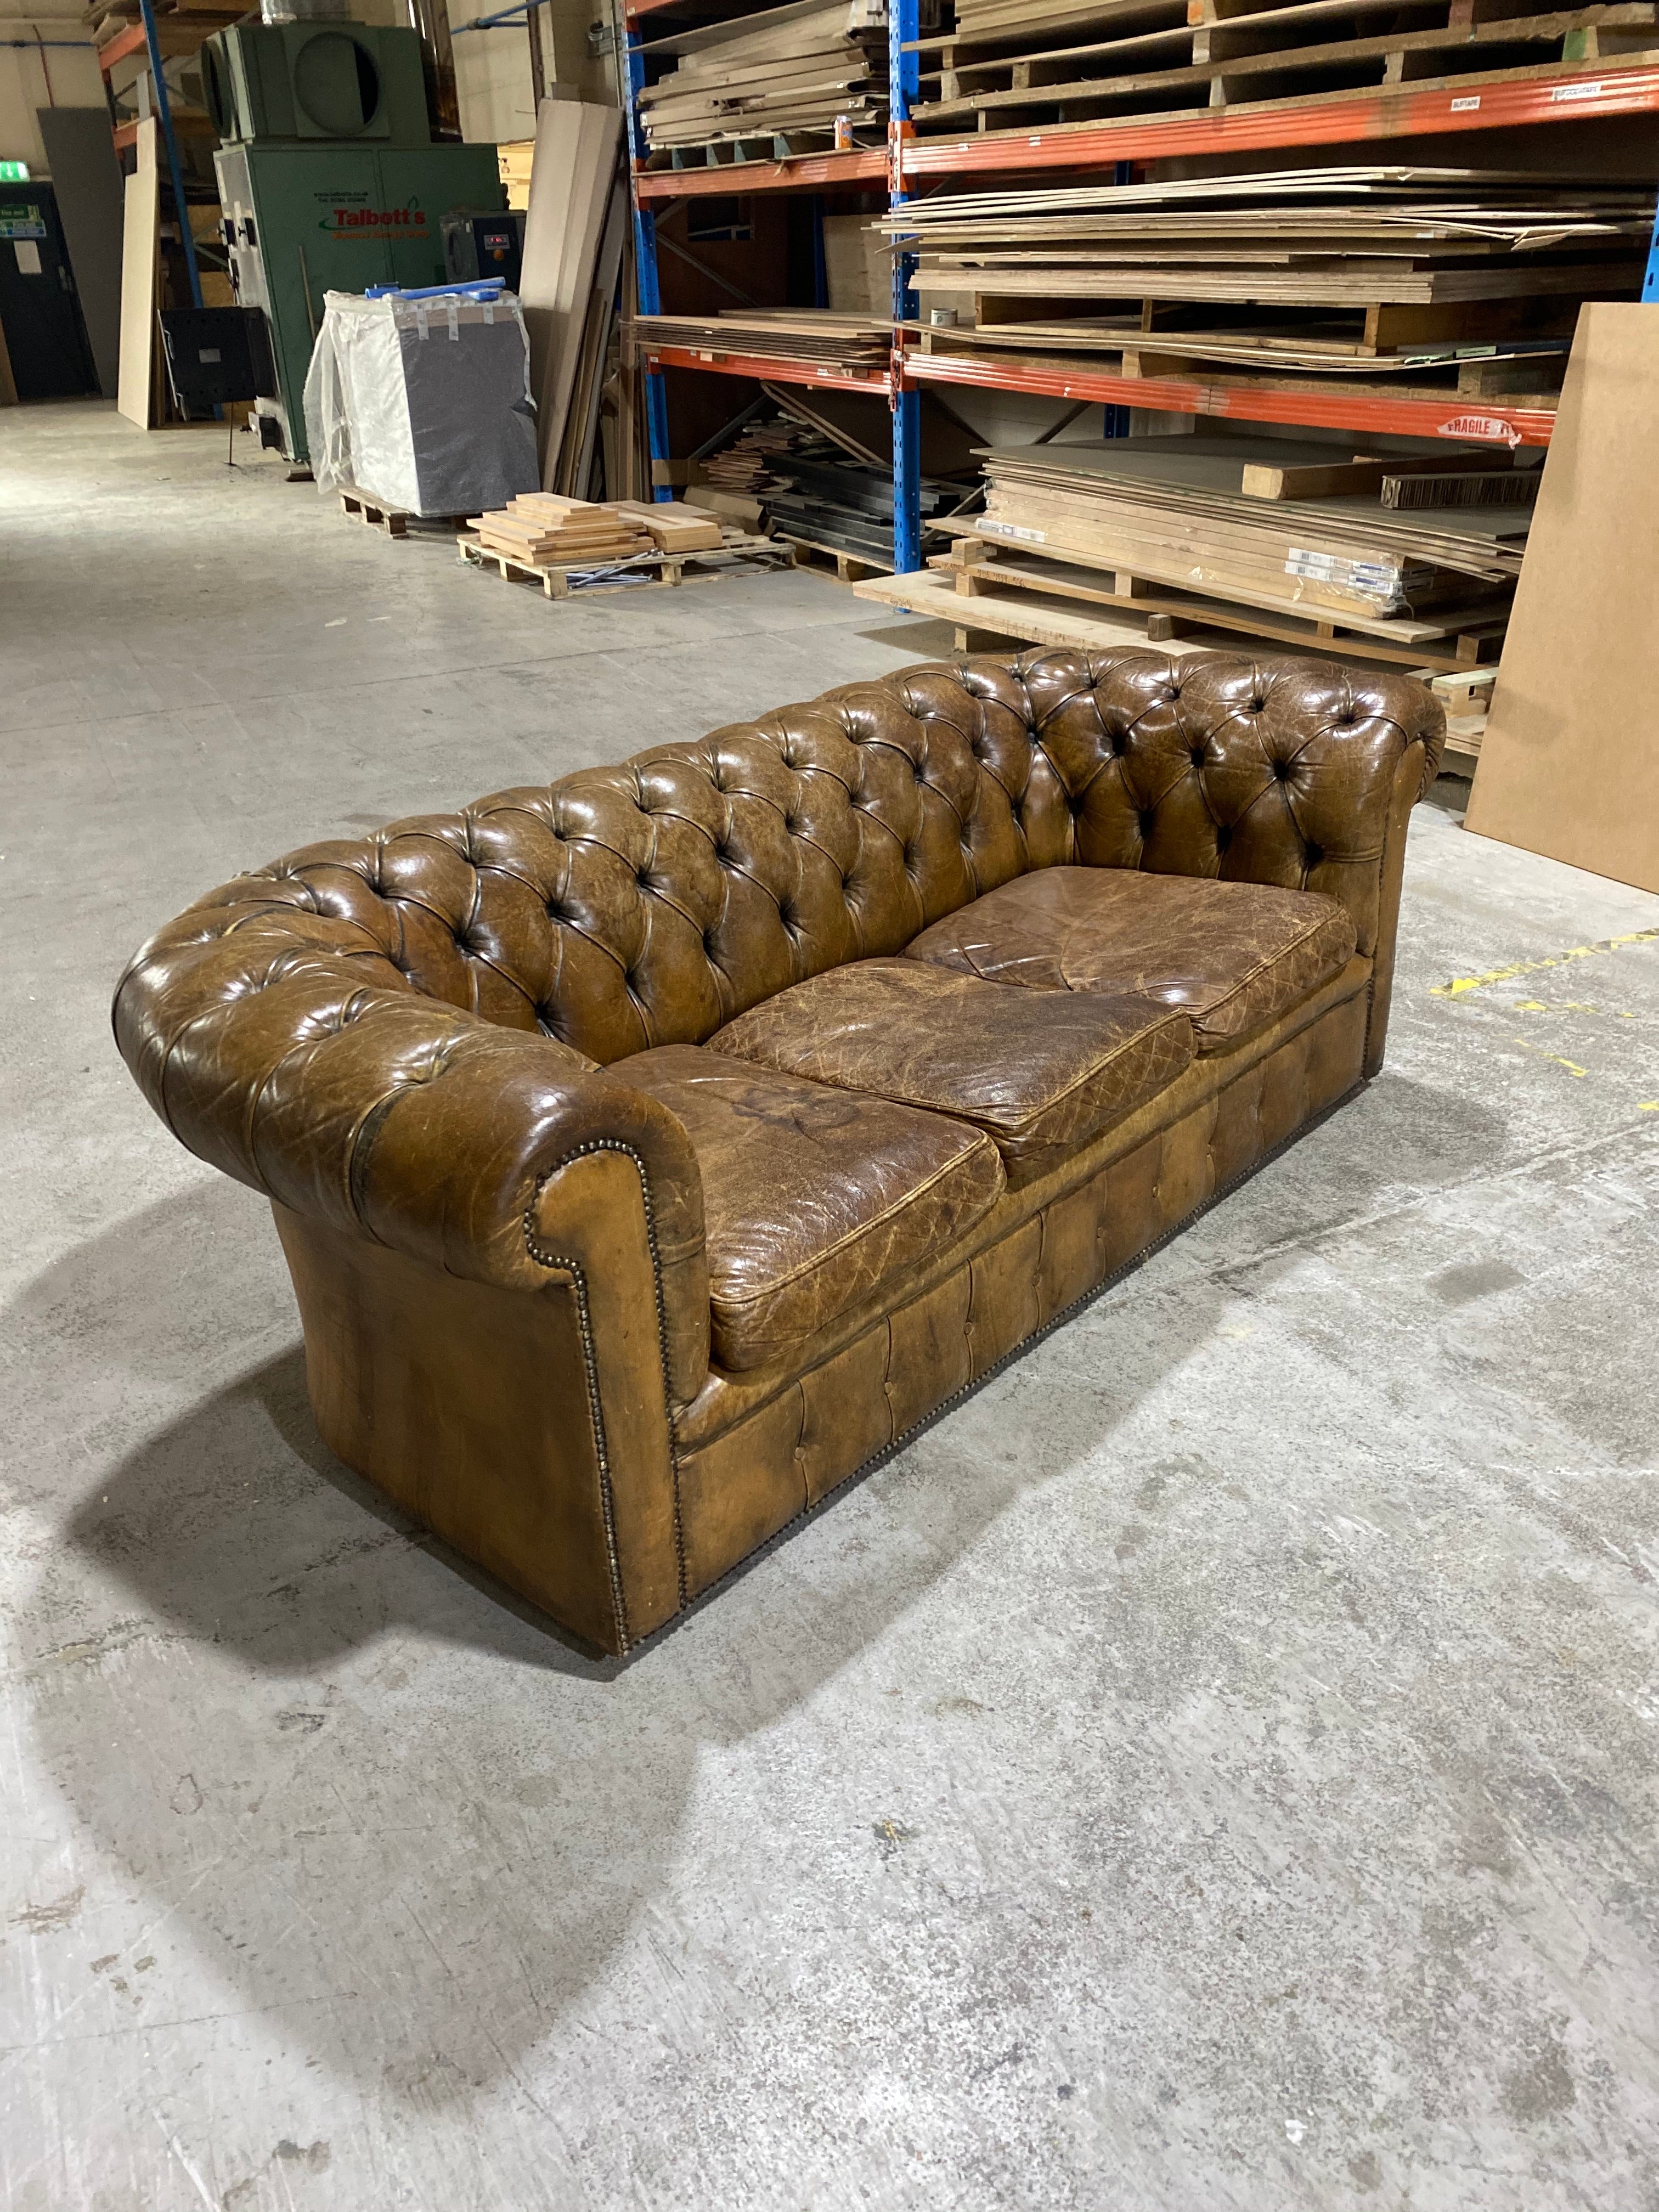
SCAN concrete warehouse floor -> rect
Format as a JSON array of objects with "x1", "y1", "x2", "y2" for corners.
[{"x1": 2, "y1": 400, "x2": 1657, "y2": 2212}]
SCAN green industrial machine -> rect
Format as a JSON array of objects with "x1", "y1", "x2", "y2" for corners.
[{"x1": 207, "y1": 16, "x2": 505, "y2": 462}]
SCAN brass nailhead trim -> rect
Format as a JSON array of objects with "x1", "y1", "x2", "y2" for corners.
[{"x1": 522, "y1": 1138, "x2": 688, "y2": 1652}]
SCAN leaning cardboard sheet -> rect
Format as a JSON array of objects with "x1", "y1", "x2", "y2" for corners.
[{"x1": 303, "y1": 283, "x2": 539, "y2": 519}]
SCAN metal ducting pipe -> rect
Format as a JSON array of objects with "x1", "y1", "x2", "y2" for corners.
[{"x1": 407, "y1": 0, "x2": 461, "y2": 139}]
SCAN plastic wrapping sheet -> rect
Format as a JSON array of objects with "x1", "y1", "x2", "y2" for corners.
[{"x1": 303, "y1": 288, "x2": 540, "y2": 517}]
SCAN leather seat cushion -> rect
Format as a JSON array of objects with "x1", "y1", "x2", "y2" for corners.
[
  {"x1": 706, "y1": 958, "x2": 1194, "y2": 1189},
  {"x1": 615, "y1": 1044, "x2": 1005, "y2": 1372},
  {"x1": 904, "y1": 865, "x2": 1358, "y2": 1054}
]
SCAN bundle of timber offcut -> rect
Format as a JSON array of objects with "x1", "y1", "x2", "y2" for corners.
[
  {"x1": 634, "y1": 309, "x2": 893, "y2": 370},
  {"x1": 469, "y1": 494, "x2": 657, "y2": 567},
  {"x1": 971, "y1": 436, "x2": 1536, "y2": 633},
  {"x1": 702, "y1": 411, "x2": 817, "y2": 498},
  {"x1": 906, "y1": 0, "x2": 1659, "y2": 133},
  {"x1": 636, "y1": 0, "x2": 890, "y2": 155},
  {"x1": 878, "y1": 165, "x2": 1650, "y2": 323}
]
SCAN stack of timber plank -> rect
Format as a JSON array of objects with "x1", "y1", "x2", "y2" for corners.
[
  {"x1": 915, "y1": 433, "x2": 1535, "y2": 666},
  {"x1": 636, "y1": 0, "x2": 890, "y2": 159},
  {"x1": 469, "y1": 494, "x2": 656, "y2": 566},
  {"x1": 905, "y1": 0, "x2": 1659, "y2": 136},
  {"x1": 613, "y1": 500, "x2": 726, "y2": 551},
  {"x1": 633, "y1": 309, "x2": 893, "y2": 371}
]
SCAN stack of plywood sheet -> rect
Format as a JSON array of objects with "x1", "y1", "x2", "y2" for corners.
[
  {"x1": 634, "y1": 309, "x2": 892, "y2": 370},
  {"x1": 636, "y1": 0, "x2": 889, "y2": 156},
  {"x1": 906, "y1": 0, "x2": 1659, "y2": 135},
  {"x1": 469, "y1": 494, "x2": 656, "y2": 566},
  {"x1": 879, "y1": 166, "x2": 1649, "y2": 343}
]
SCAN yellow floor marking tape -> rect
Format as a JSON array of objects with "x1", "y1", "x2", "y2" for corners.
[
  {"x1": 1431, "y1": 926, "x2": 1659, "y2": 998},
  {"x1": 1511, "y1": 1038, "x2": 1589, "y2": 1077}
]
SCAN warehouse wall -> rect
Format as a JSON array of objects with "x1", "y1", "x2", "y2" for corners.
[
  {"x1": 0, "y1": 3, "x2": 102, "y2": 177},
  {"x1": 453, "y1": 0, "x2": 618, "y2": 145}
]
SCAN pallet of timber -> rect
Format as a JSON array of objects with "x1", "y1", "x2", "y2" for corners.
[
  {"x1": 966, "y1": 436, "x2": 1532, "y2": 648},
  {"x1": 635, "y1": 0, "x2": 892, "y2": 156},
  {"x1": 456, "y1": 528, "x2": 794, "y2": 600},
  {"x1": 470, "y1": 492, "x2": 656, "y2": 565},
  {"x1": 905, "y1": 0, "x2": 1659, "y2": 130},
  {"x1": 854, "y1": 561, "x2": 1499, "y2": 673}
]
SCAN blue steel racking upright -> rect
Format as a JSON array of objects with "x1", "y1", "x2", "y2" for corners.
[
  {"x1": 887, "y1": 0, "x2": 920, "y2": 574},
  {"x1": 625, "y1": 4, "x2": 1659, "y2": 565}
]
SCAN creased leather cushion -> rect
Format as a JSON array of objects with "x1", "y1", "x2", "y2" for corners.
[
  {"x1": 704, "y1": 958, "x2": 1194, "y2": 1189},
  {"x1": 904, "y1": 865, "x2": 1357, "y2": 1054},
  {"x1": 614, "y1": 1044, "x2": 1004, "y2": 1372}
]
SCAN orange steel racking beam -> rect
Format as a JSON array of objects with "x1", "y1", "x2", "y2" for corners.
[
  {"x1": 900, "y1": 347, "x2": 1557, "y2": 447},
  {"x1": 634, "y1": 146, "x2": 887, "y2": 199},
  {"x1": 642, "y1": 343, "x2": 893, "y2": 394}
]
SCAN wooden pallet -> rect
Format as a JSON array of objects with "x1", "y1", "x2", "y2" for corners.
[
  {"x1": 856, "y1": 566, "x2": 1513, "y2": 678},
  {"x1": 778, "y1": 534, "x2": 893, "y2": 583},
  {"x1": 872, "y1": 539, "x2": 1504, "y2": 670},
  {"x1": 913, "y1": 2, "x2": 1659, "y2": 126},
  {"x1": 339, "y1": 485, "x2": 465, "y2": 540},
  {"x1": 456, "y1": 528, "x2": 793, "y2": 599},
  {"x1": 644, "y1": 123, "x2": 886, "y2": 168}
]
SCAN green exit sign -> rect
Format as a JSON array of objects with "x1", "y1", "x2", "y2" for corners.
[{"x1": 0, "y1": 162, "x2": 28, "y2": 183}]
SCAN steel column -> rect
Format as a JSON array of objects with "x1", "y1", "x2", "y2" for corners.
[
  {"x1": 889, "y1": 0, "x2": 921, "y2": 573},
  {"x1": 626, "y1": 16, "x2": 673, "y2": 500},
  {"x1": 137, "y1": 0, "x2": 202, "y2": 311}
]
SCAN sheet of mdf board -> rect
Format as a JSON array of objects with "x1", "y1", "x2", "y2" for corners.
[
  {"x1": 117, "y1": 118, "x2": 160, "y2": 430},
  {"x1": 519, "y1": 99, "x2": 621, "y2": 487},
  {"x1": 1465, "y1": 304, "x2": 1659, "y2": 894},
  {"x1": 518, "y1": 98, "x2": 620, "y2": 476}
]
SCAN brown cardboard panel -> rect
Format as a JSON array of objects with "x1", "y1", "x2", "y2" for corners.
[{"x1": 1466, "y1": 304, "x2": 1659, "y2": 894}]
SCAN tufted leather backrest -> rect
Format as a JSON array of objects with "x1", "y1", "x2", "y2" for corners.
[{"x1": 164, "y1": 650, "x2": 1441, "y2": 1065}]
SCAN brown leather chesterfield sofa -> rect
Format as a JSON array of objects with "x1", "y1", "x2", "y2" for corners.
[{"x1": 116, "y1": 650, "x2": 1443, "y2": 1656}]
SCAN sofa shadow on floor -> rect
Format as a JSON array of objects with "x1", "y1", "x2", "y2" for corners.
[{"x1": 15, "y1": 1069, "x2": 1511, "y2": 2107}]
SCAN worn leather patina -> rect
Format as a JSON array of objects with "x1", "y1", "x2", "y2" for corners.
[
  {"x1": 904, "y1": 867, "x2": 1357, "y2": 1054},
  {"x1": 114, "y1": 650, "x2": 1443, "y2": 1655},
  {"x1": 707, "y1": 957, "x2": 1194, "y2": 1187},
  {"x1": 616, "y1": 1042, "x2": 1006, "y2": 1371}
]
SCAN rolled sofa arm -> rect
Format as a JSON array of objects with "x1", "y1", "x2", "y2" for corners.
[{"x1": 112, "y1": 898, "x2": 711, "y2": 1400}]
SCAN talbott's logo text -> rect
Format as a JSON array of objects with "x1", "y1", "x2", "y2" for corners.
[{"x1": 322, "y1": 205, "x2": 428, "y2": 233}]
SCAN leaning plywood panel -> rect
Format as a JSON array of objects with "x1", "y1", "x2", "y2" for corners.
[
  {"x1": 1465, "y1": 306, "x2": 1659, "y2": 894},
  {"x1": 116, "y1": 117, "x2": 159, "y2": 430},
  {"x1": 517, "y1": 97, "x2": 622, "y2": 486}
]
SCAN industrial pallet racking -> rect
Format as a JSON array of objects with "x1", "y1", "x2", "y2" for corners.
[{"x1": 625, "y1": 0, "x2": 1659, "y2": 568}]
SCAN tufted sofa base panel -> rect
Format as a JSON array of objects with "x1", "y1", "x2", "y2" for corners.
[{"x1": 671, "y1": 981, "x2": 1369, "y2": 1605}]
